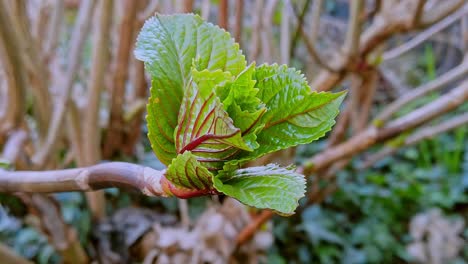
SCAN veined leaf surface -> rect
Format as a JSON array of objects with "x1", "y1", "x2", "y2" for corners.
[
  {"x1": 234, "y1": 64, "x2": 346, "y2": 162},
  {"x1": 213, "y1": 164, "x2": 306, "y2": 215},
  {"x1": 175, "y1": 69, "x2": 252, "y2": 171},
  {"x1": 135, "y1": 14, "x2": 246, "y2": 165}
]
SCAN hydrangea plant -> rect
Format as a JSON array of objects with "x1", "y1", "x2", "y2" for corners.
[{"x1": 134, "y1": 14, "x2": 345, "y2": 215}]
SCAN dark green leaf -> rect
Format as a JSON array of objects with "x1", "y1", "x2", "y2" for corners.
[{"x1": 213, "y1": 164, "x2": 306, "y2": 215}]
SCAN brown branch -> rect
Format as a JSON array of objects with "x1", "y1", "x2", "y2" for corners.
[
  {"x1": 376, "y1": 58, "x2": 468, "y2": 123},
  {"x1": 32, "y1": 0, "x2": 96, "y2": 166},
  {"x1": 361, "y1": 112, "x2": 468, "y2": 169},
  {"x1": 287, "y1": 0, "x2": 340, "y2": 72},
  {"x1": 249, "y1": 0, "x2": 263, "y2": 61},
  {"x1": 0, "y1": 2, "x2": 27, "y2": 132},
  {"x1": 218, "y1": 0, "x2": 228, "y2": 30},
  {"x1": 0, "y1": 162, "x2": 166, "y2": 197},
  {"x1": 1, "y1": 128, "x2": 88, "y2": 263},
  {"x1": 343, "y1": 0, "x2": 364, "y2": 57},
  {"x1": 138, "y1": 0, "x2": 159, "y2": 22},
  {"x1": 201, "y1": 0, "x2": 211, "y2": 21},
  {"x1": 0, "y1": 244, "x2": 33, "y2": 264},
  {"x1": 261, "y1": 0, "x2": 279, "y2": 63},
  {"x1": 235, "y1": 210, "x2": 274, "y2": 246},
  {"x1": 234, "y1": 0, "x2": 243, "y2": 42},
  {"x1": 103, "y1": 0, "x2": 138, "y2": 158},
  {"x1": 20, "y1": 194, "x2": 89, "y2": 263},
  {"x1": 181, "y1": 0, "x2": 194, "y2": 13},
  {"x1": 383, "y1": 5, "x2": 468, "y2": 61},
  {"x1": 280, "y1": 0, "x2": 291, "y2": 64},
  {"x1": 5, "y1": 1, "x2": 51, "y2": 138},
  {"x1": 1, "y1": 130, "x2": 27, "y2": 165},
  {"x1": 313, "y1": 0, "x2": 464, "y2": 92},
  {"x1": 84, "y1": 0, "x2": 113, "y2": 165},
  {"x1": 44, "y1": 0, "x2": 65, "y2": 59},
  {"x1": 419, "y1": 0, "x2": 466, "y2": 27},
  {"x1": 305, "y1": 80, "x2": 468, "y2": 173}
]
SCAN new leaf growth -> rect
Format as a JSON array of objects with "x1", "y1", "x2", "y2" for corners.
[{"x1": 135, "y1": 14, "x2": 345, "y2": 215}]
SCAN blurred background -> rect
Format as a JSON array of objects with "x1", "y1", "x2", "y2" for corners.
[{"x1": 0, "y1": 0, "x2": 467, "y2": 263}]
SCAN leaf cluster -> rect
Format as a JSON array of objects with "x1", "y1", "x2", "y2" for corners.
[{"x1": 135, "y1": 14, "x2": 344, "y2": 215}]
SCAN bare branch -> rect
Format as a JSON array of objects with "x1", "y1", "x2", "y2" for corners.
[
  {"x1": 32, "y1": 0, "x2": 96, "y2": 166},
  {"x1": 305, "y1": 80, "x2": 468, "y2": 173},
  {"x1": 343, "y1": 0, "x2": 364, "y2": 57},
  {"x1": 419, "y1": 0, "x2": 466, "y2": 27},
  {"x1": 234, "y1": 0, "x2": 243, "y2": 42},
  {"x1": 383, "y1": 5, "x2": 468, "y2": 61},
  {"x1": 0, "y1": 2, "x2": 27, "y2": 131},
  {"x1": 261, "y1": 0, "x2": 279, "y2": 63},
  {"x1": 376, "y1": 58, "x2": 468, "y2": 123},
  {"x1": 201, "y1": 0, "x2": 211, "y2": 21},
  {"x1": 0, "y1": 162, "x2": 166, "y2": 197},
  {"x1": 1, "y1": 130, "x2": 27, "y2": 164},
  {"x1": 103, "y1": 0, "x2": 138, "y2": 158},
  {"x1": 84, "y1": 0, "x2": 113, "y2": 165},
  {"x1": 249, "y1": 0, "x2": 263, "y2": 61},
  {"x1": 280, "y1": 0, "x2": 291, "y2": 64},
  {"x1": 0, "y1": 244, "x2": 33, "y2": 264},
  {"x1": 138, "y1": 0, "x2": 159, "y2": 22},
  {"x1": 361, "y1": 112, "x2": 468, "y2": 169},
  {"x1": 286, "y1": 0, "x2": 340, "y2": 72},
  {"x1": 218, "y1": 0, "x2": 228, "y2": 30},
  {"x1": 44, "y1": 0, "x2": 64, "y2": 58}
]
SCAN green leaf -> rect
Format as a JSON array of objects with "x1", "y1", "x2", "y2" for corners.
[
  {"x1": 220, "y1": 63, "x2": 266, "y2": 132},
  {"x1": 135, "y1": 14, "x2": 246, "y2": 165},
  {"x1": 235, "y1": 64, "x2": 346, "y2": 163},
  {"x1": 0, "y1": 159, "x2": 10, "y2": 169},
  {"x1": 175, "y1": 69, "x2": 252, "y2": 171},
  {"x1": 213, "y1": 164, "x2": 306, "y2": 215},
  {"x1": 165, "y1": 151, "x2": 214, "y2": 191}
]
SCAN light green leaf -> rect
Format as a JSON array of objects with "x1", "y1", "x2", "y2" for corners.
[
  {"x1": 135, "y1": 14, "x2": 246, "y2": 165},
  {"x1": 165, "y1": 151, "x2": 214, "y2": 191},
  {"x1": 235, "y1": 64, "x2": 346, "y2": 162},
  {"x1": 175, "y1": 69, "x2": 252, "y2": 171},
  {"x1": 213, "y1": 164, "x2": 306, "y2": 215},
  {"x1": 0, "y1": 159, "x2": 10, "y2": 169},
  {"x1": 220, "y1": 63, "x2": 266, "y2": 133}
]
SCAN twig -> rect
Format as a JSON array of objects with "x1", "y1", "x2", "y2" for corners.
[
  {"x1": 234, "y1": 0, "x2": 243, "y2": 42},
  {"x1": 1, "y1": 130, "x2": 27, "y2": 164},
  {"x1": 218, "y1": 0, "x2": 228, "y2": 30},
  {"x1": 180, "y1": 0, "x2": 194, "y2": 13},
  {"x1": 376, "y1": 57, "x2": 468, "y2": 123},
  {"x1": 84, "y1": 0, "x2": 113, "y2": 165},
  {"x1": 1, "y1": 128, "x2": 88, "y2": 263},
  {"x1": 0, "y1": 2, "x2": 27, "y2": 131},
  {"x1": 0, "y1": 162, "x2": 166, "y2": 196},
  {"x1": 287, "y1": 0, "x2": 340, "y2": 72},
  {"x1": 0, "y1": 244, "x2": 33, "y2": 264},
  {"x1": 280, "y1": 0, "x2": 291, "y2": 64},
  {"x1": 383, "y1": 5, "x2": 468, "y2": 61},
  {"x1": 201, "y1": 0, "x2": 210, "y2": 21},
  {"x1": 360, "y1": 112, "x2": 468, "y2": 169},
  {"x1": 32, "y1": 0, "x2": 96, "y2": 166},
  {"x1": 343, "y1": 0, "x2": 364, "y2": 57},
  {"x1": 306, "y1": 80, "x2": 468, "y2": 173},
  {"x1": 261, "y1": 0, "x2": 278, "y2": 63},
  {"x1": 249, "y1": 0, "x2": 263, "y2": 61},
  {"x1": 419, "y1": 0, "x2": 466, "y2": 27},
  {"x1": 289, "y1": 0, "x2": 311, "y2": 58},
  {"x1": 44, "y1": 0, "x2": 64, "y2": 59},
  {"x1": 103, "y1": 0, "x2": 138, "y2": 158},
  {"x1": 235, "y1": 210, "x2": 274, "y2": 246},
  {"x1": 138, "y1": 0, "x2": 159, "y2": 22},
  {"x1": 412, "y1": 0, "x2": 427, "y2": 26}
]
